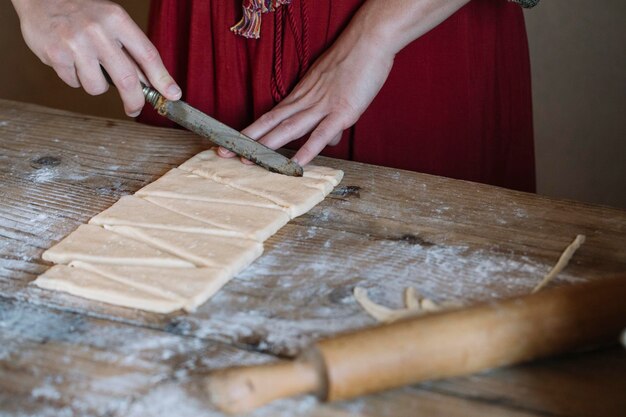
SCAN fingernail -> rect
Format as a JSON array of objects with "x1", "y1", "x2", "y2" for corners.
[
  {"x1": 218, "y1": 147, "x2": 232, "y2": 157},
  {"x1": 129, "y1": 110, "x2": 141, "y2": 118},
  {"x1": 167, "y1": 84, "x2": 182, "y2": 98}
]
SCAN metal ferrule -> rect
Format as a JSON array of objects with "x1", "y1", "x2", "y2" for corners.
[{"x1": 142, "y1": 85, "x2": 163, "y2": 109}]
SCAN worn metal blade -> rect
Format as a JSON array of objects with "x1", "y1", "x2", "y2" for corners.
[{"x1": 143, "y1": 86, "x2": 303, "y2": 177}]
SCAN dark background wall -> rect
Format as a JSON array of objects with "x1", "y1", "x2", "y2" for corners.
[{"x1": 2, "y1": 1, "x2": 625, "y2": 208}]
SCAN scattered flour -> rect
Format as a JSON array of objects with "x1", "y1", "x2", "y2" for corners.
[
  {"x1": 31, "y1": 383, "x2": 62, "y2": 401},
  {"x1": 27, "y1": 167, "x2": 58, "y2": 184},
  {"x1": 177, "y1": 222, "x2": 580, "y2": 357},
  {"x1": 125, "y1": 382, "x2": 318, "y2": 417},
  {"x1": 1, "y1": 300, "x2": 295, "y2": 416}
]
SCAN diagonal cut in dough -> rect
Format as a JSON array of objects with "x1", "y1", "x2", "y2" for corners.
[
  {"x1": 89, "y1": 195, "x2": 244, "y2": 238},
  {"x1": 70, "y1": 261, "x2": 232, "y2": 311},
  {"x1": 144, "y1": 196, "x2": 290, "y2": 241},
  {"x1": 135, "y1": 168, "x2": 284, "y2": 211},
  {"x1": 105, "y1": 225, "x2": 263, "y2": 275},
  {"x1": 34, "y1": 264, "x2": 185, "y2": 313},
  {"x1": 179, "y1": 149, "x2": 337, "y2": 217},
  {"x1": 42, "y1": 224, "x2": 194, "y2": 268}
]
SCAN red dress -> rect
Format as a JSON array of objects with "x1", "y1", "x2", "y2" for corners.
[{"x1": 141, "y1": 0, "x2": 536, "y2": 192}]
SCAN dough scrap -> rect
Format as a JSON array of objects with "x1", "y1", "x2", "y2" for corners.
[
  {"x1": 136, "y1": 168, "x2": 283, "y2": 210},
  {"x1": 106, "y1": 225, "x2": 263, "y2": 274},
  {"x1": 354, "y1": 287, "x2": 445, "y2": 323},
  {"x1": 90, "y1": 195, "x2": 242, "y2": 238},
  {"x1": 179, "y1": 149, "x2": 331, "y2": 217},
  {"x1": 35, "y1": 264, "x2": 185, "y2": 313},
  {"x1": 42, "y1": 224, "x2": 194, "y2": 268},
  {"x1": 70, "y1": 261, "x2": 231, "y2": 311},
  {"x1": 144, "y1": 196, "x2": 290, "y2": 241},
  {"x1": 404, "y1": 287, "x2": 420, "y2": 309},
  {"x1": 356, "y1": 234, "x2": 587, "y2": 323},
  {"x1": 532, "y1": 234, "x2": 586, "y2": 293}
]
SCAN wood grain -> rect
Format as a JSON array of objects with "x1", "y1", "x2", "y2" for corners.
[
  {"x1": 1, "y1": 99, "x2": 625, "y2": 416},
  {"x1": 0, "y1": 298, "x2": 318, "y2": 417}
]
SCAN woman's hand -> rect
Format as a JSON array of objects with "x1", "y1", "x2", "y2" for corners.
[
  {"x1": 220, "y1": 0, "x2": 469, "y2": 165},
  {"x1": 11, "y1": 0, "x2": 181, "y2": 117},
  {"x1": 227, "y1": 24, "x2": 395, "y2": 166}
]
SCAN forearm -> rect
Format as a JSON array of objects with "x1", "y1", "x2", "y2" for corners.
[{"x1": 348, "y1": 0, "x2": 471, "y2": 55}]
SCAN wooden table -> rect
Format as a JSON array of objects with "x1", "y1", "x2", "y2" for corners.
[{"x1": 1, "y1": 99, "x2": 625, "y2": 416}]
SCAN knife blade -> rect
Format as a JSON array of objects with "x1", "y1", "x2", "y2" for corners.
[
  {"x1": 100, "y1": 67, "x2": 303, "y2": 177},
  {"x1": 142, "y1": 85, "x2": 303, "y2": 177}
]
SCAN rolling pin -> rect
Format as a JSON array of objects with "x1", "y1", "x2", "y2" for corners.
[{"x1": 206, "y1": 276, "x2": 626, "y2": 414}]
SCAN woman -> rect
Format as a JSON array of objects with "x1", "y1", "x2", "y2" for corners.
[{"x1": 11, "y1": 0, "x2": 538, "y2": 191}]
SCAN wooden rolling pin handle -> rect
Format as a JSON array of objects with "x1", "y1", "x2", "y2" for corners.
[{"x1": 205, "y1": 351, "x2": 326, "y2": 415}]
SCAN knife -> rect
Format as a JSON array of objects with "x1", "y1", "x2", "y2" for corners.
[{"x1": 102, "y1": 68, "x2": 303, "y2": 177}]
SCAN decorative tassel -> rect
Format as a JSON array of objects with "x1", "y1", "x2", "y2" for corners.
[
  {"x1": 509, "y1": 0, "x2": 540, "y2": 8},
  {"x1": 231, "y1": 0, "x2": 292, "y2": 39}
]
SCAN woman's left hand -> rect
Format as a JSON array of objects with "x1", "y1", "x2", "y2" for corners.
[{"x1": 218, "y1": 17, "x2": 395, "y2": 166}]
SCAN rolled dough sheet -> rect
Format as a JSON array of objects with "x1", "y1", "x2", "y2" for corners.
[
  {"x1": 42, "y1": 224, "x2": 194, "y2": 268},
  {"x1": 89, "y1": 195, "x2": 244, "y2": 238},
  {"x1": 179, "y1": 149, "x2": 340, "y2": 217},
  {"x1": 37, "y1": 148, "x2": 343, "y2": 313},
  {"x1": 70, "y1": 261, "x2": 232, "y2": 311},
  {"x1": 34, "y1": 264, "x2": 185, "y2": 313},
  {"x1": 144, "y1": 196, "x2": 290, "y2": 241},
  {"x1": 136, "y1": 168, "x2": 284, "y2": 210},
  {"x1": 106, "y1": 225, "x2": 263, "y2": 275}
]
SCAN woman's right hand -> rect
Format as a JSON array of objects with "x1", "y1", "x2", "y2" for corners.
[{"x1": 11, "y1": 0, "x2": 181, "y2": 117}]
